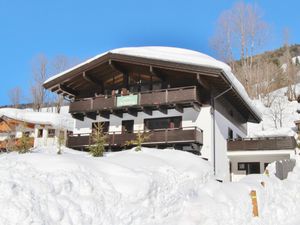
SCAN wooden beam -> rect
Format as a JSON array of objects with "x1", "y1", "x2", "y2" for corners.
[
  {"x1": 86, "y1": 112, "x2": 97, "y2": 120},
  {"x1": 99, "y1": 111, "x2": 110, "y2": 119},
  {"x1": 72, "y1": 113, "x2": 84, "y2": 121},
  {"x1": 111, "y1": 110, "x2": 123, "y2": 118},
  {"x1": 127, "y1": 108, "x2": 138, "y2": 117},
  {"x1": 83, "y1": 72, "x2": 103, "y2": 86},
  {"x1": 150, "y1": 66, "x2": 165, "y2": 81},
  {"x1": 59, "y1": 84, "x2": 78, "y2": 96},
  {"x1": 197, "y1": 73, "x2": 210, "y2": 89},
  {"x1": 192, "y1": 102, "x2": 201, "y2": 112},
  {"x1": 142, "y1": 107, "x2": 152, "y2": 116},
  {"x1": 158, "y1": 105, "x2": 168, "y2": 115},
  {"x1": 109, "y1": 60, "x2": 125, "y2": 74},
  {"x1": 174, "y1": 104, "x2": 184, "y2": 113}
]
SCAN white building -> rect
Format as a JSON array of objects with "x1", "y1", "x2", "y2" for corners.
[
  {"x1": 0, "y1": 108, "x2": 74, "y2": 149},
  {"x1": 43, "y1": 46, "x2": 262, "y2": 181}
]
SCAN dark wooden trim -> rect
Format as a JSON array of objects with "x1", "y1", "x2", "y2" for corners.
[
  {"x1": 127, "y1": 108, "x2": 138, "y2": 117},
  {"x1": 59, "y1": 84, "x2": 78, "y2": 96},
  {"x1": 67, "y1": 127, "x2": 203, "y2": 148},
  {"x1": 228, "y1": 137, "x2": 296, "y2": 151},
  {"x1": 174, "y1": 104, "x2": 184, "y2": 113},
  {"x1": 142, "y1": 107, "x2": 152, "y2": 116},
  {"x1": 86, "y1": 112, "x2": 97, "y2": 120},
  {"x1": 72, "y1": 113, "x2": 84, "y2": 121},
  {"x1": 99, "y1": 111, "x2": 110, "y2": 119},
  {"x1": 158, "y1": 105, "x2": 168, "y2": 114}
]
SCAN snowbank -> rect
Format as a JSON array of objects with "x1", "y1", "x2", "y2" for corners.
[
  {"x1": 1, "y1": 147, "x2": 300, "y2": 225},
  {"x1": 0, "y1": 147, "x2": 212, "y2": 225},
  {"x1": 0, "y1": 108, "x2": 74, "y2": 130}
]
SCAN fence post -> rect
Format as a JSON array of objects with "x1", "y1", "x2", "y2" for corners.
[{"x1": 250, "y1": 190, "x2": 259, "y2": 217}]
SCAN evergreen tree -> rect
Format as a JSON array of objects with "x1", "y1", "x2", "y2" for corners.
[
  {"x1": 88, "y1": 122, "x2": 107, "y2": 157},
  {"x1": 18, "y1": 123, "x2": 31, "y2": 154},
  {"x1": 126, "y1": 131, "x2": 150, "y2": 152}
]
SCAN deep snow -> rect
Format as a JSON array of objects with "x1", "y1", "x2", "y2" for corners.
[{"x1": 0, "y1": 147, "x2": 300, "y2": 225}]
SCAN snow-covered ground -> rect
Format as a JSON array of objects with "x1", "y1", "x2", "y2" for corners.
[{"x1": 0, "y1": 147, "x2": 300, "y2": 225}]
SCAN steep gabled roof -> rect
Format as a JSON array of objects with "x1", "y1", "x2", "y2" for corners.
[{"x1": 43, "y1": 46, "x2": 261, "y2": 122}]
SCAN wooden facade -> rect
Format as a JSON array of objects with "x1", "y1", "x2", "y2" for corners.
[
  {"x1": 228, "y1": 136, "x2": 297, "y2": 151},
  {"x1": 69, "y1": 86, "x2": 201, "y2": 118},
  {"x1": 67, "y1": 127, "x2": 203, "y2": 150}
]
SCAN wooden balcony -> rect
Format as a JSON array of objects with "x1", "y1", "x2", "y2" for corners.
[
  {"x1": 69, "y1": 86, "x2": 200, "y2": 115},
  {"x1": 227, "y1": 136, "x2": 297, "y2": 151},
  {"x1": 67, "y1": 127, "x2": 203, "y2": 149}
]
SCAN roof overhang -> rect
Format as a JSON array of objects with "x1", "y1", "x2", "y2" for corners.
[{"x1": 43, "y1": 50, "x2": 262, "y2": 123}]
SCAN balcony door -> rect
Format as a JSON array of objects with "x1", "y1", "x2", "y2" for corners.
[{"x1": 144, "y1": 116, "x2": 182, "y2": 130}]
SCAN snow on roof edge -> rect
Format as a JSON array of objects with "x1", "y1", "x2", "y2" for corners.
[{"x1": 44, "y1": 46, "x2": 261, "y2": 121}]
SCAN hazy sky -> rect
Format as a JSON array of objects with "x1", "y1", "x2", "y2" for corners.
[{"x1": 1, "y1": 0, "x2": 300, "y2": 105}]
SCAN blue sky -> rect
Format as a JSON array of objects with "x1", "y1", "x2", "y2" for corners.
[{"x1": 0, "y1": 0, "x2": 300, "y2": 105}]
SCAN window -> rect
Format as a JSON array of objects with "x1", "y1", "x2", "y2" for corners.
[
  {"x1": 37, "y1": 129, "x2": 43, "y2": 138},
  {"x1": 238, "y1": 162, "x2": 260, "y2": 175},
  {"x1": 228, "y1": 128, "x2": 233, "y2": 140},
  {"x1": 122, "y1": 120, "x2": 134, "y2": 133},
  {"x1": 22, "y1": 131, "x2": 30, "y2": 137},
  {"x1": 92, "y1": 122, "x2": 109, "y2": 133},
  {"x1": 48, "y1": 129, "x2": 55, "y2": 138},
  {"x1": 144, "y1": 116, "x2": 182, "y2": 130}
]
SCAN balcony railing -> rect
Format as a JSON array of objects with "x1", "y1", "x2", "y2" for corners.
[
  {"x1": 69, "y1": 86, "x2": 200, "y2": 113},
  {"x1": 67, "y1": 127, "x2": 203, "y2": 149},
  {"x1": 227, "y1": 136, "x2": 296, "y2": 151}
]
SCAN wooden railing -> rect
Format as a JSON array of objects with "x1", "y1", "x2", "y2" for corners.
[
  {"x1": 227, "y1": 136, "x2": 297, "y2": 151},
  {"x1": 67, "y1": 127, "x2": 203, "y2": 148},
  {"x1": 69, "y1": 86, "x2": 200, "y2": 113}
]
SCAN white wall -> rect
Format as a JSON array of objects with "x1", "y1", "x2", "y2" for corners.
[
  {"x1": 228, "y1": 150, "x2": 294, "y2": 181},
  {"x1": 34, "y1": 125, "x2": 67, "y2": 148},
  {"x1": 214, "y1": 110, "x2": 247, "y2": 181}
]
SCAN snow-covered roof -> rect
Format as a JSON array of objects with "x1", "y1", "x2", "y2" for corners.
[
  {"x1": 44, "y1": 46, "x2": 261, "y2": 121},
  {"x1": 0, "y1": 108, "x2": 74, "y2": 130}
]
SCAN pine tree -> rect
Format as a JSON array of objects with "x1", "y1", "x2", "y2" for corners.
[
  {"x1": 88, "y1": 122, "x2": 107, "y2": 157},
  {"x1": 18, "y1": 123, "x2": 31, "y2": 154},
  {"x1": 126, "y1": 131, "x2": 150, "y2": 152}
]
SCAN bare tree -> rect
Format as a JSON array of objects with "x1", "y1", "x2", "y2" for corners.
[
  {"x1": 211, "y1": 1, "x2": 269, "y2": 96},
  {"x1": 31, "y1": 54, "x2": 48, "y2": 111},
  {"x1": 8, "y1": 86, "x2": 22, "y2": 108},
  {"x1": 269, "y1": 96, "x2": 287, "y2": 128},
  {"x1": 282, "y1": 29, "x2": 299, "y2": 101},
  {"x1": 50, "y1": 55, "x2": 77, "y2": 113}
]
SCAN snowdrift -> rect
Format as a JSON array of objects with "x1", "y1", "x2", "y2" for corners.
[{"x1": 0, "y1": 148, "x2": 300, "y2": 225}]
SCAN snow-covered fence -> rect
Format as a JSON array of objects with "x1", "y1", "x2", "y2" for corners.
[{"x1": 275, "y1": 159, "x2": 296, "y2": 180}]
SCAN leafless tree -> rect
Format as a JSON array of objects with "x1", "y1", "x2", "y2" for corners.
[
  {"x1": 31, "y1": 54, "x2": 48, "y2": 111},
  {"x1": 282, "y1": 29, "x2": 299, "y2": 101},
  {"x1": 49, "y1": 55, "x2": 77, "y2": 113},
  {"x1": 269, "y1": 96, "x2": 287, "y2": 128},
  {"x1": 8, "y1": 86, "x2": 22, "y2": 108},
  {"x1": 211, "y1": 1, "x2": 269, "y2": 96}
]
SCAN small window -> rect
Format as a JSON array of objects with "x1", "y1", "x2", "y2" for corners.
[
  {"x1": 48, "y1": 129, "x2": 55, "y2": 138},
  {"x1": 238, "y1": 162, "x2": 246, "y2": 170},
  {"x1": 122, "y1": 120, "x2": 134, "y2": 133},
  {"x1": 37, "y1": 129, "x2": 43, "y2": 138},
  {"x1": 228, "y1": 128, "x2": 233, "y2": 140},
  {"x1": 264, "y1": 163, "x2": 269, "y2": 169},
  {"x1": 23, "y1": 131, "x2": 30, "y2": 137}
]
